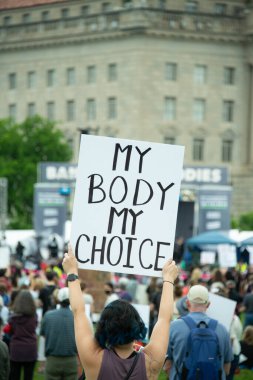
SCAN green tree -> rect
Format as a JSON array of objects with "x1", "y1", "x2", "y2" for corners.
[
  {"x1": 0, "y1": 116, "x2": 72, "y2": 228},
  {"x1": 238, "y1": 211, "x2": 253, "y2": 231}
]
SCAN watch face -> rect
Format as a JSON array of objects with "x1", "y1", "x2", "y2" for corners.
[{"x1": 68, "y1": 274, "x2": 78, "y2": 281}]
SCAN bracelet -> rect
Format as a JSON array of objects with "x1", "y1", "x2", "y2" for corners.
[{"x1": 163, "y1": 280, "x2": 174, "y2": 286}]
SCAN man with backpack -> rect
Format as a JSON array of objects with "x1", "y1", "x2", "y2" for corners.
[{"x1": 164, "y1": 285, "x2": 233, "y2": 380}]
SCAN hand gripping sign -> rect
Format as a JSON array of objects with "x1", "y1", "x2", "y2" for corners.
[{"x1": 71, "y1": 135, "x2": 184, "y2": 277}]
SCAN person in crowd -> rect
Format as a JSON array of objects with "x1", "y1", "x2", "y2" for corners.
[
  {"x1": 104, "y1": 281, "x2": 119, "y2": 307},
  {"x1": 164, "y1": 285, "x2": 233, "y2": 380},
  {"x1": 226, "y1": 280, "x2": 243, "y2": 315},
  {"x1": 80, "y1": 281, "x2": 94, "y2": 316},
  {"x1": 62, "y1": 245, "x2": 178, "y2": 380},
  {"x1": 0, "y1": 317, "x2": 10, "y2": 380},
  {"x1": 126, "y1": 274, "x2": 138, "y2": 302},
  {"x1": 227, "y1": 313, "x2": 242, "y2": 380},
  {"x1": 40, "y1": 287, "x2": 78, "y2": 380},
  {"x1": 116, "y1": 277, "x2": 133, "y2": 302},
  {"x1": 16, "y1": 241, "x2": 25, "y2": 263},
  {"x1": 0, "y1": 294, "x2": 9, "y2": 326},
  {"x1": 240, "y1": 325, "x2": 253, "y2": 369},
  {"x1": 0, "y1": 268, "x2": 12, "y2": 295},
  {"x1": 39, "y1": 270, "x2": 58, "y2": 314},
  {"x1": 172, "y1": 283, "x2": 183, "y2": 320},
  {"x1": 48, "y1": 236, "x2": 59, "y2": 259},
  {"x1": 8, "y1": 290, "x2": 38, "y2": 380},
  {"x1": 240, "y1": 288, "x2": 253, "y2": 328}
]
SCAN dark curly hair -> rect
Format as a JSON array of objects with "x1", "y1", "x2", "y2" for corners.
[{"x1": 95, "y1": 299, "x2": 147, "y2": 348}]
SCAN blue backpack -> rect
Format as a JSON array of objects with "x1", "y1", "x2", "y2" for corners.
[{"x1": 180, "y1": 316, "x2": 222, "y2": 380}]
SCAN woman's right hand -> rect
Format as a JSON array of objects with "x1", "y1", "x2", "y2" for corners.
[{"x1": 162, "y1": 259, "x2": 178, "y2": 283}]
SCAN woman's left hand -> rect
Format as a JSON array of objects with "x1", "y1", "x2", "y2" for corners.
[{"x1": 62, "y1": 244, "x2": 78, "y2": 276}]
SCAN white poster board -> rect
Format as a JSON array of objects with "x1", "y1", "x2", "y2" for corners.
[
  {"x1": 217, "y1": 244, "x2": 237, "y2": 268},
  {"x1": 247, "y1": 246, "x2": 253, "y2": 265},
  {"x1": 207, "y1": 293, "x2": 236, "y2": 331},
  {"x1": 132, "y1": 303, "x2": 150, "y2": 340},
  {"x1": 200, "y1": 251, "x2": 216, "y2": 265},
  {"x1": 0, "y1": 246, "x2": 10, "y2": 269},
  {"x1": 71, "y1": 135, "x2": 184, "y2": 277}
]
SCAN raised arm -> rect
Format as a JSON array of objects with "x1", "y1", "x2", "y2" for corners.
[
  {"x1": 62, "y1": 246, "x2": 101, "y2": 367},
  {"x1": 143, "y1": 259, "x2": 178, "y2": 373}
]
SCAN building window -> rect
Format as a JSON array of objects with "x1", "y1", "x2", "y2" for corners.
[
  {"x1": 42, "y1": 11, "x2": 49, "y2": 21},
  {"x1": 87, "y1": 65, "x2": 96, "y2": 84},
  {"x1": 194, "y1": 65, "x2": 207, "y2": 84},
  {"x1": 87, "y1": 99, "x2": 96, "y2": 121},
  {"x1": 67, "y1": 100, "x2": 75, "y2": 121},
  {"x1": 185, "y1": 1, "x2": 198, "y2": 12},
  {"x1": 108, "y1": 63, "x2": 117, "y2": 82},
  {"x1": 224, "y1": 67, "x2": 235, "y2": 85},
  {"x1": 47, "y1": 101, "x2": 55, "y2": 120},
  {"x1": 222, "y1": 140, "x2": 233, "y2": 162},
  {"x1": 123, "y1": 0, "x2": 133, "y2": 8},
  {"x1": 164, "y1": 97, "x2": 176, "y2": 121},
  {"x1": 223, "y1": 100, "x2": 234, "y2": 122},
  {"x1": 61, "y1": 8, "x2": 69, "y2": 19},
  {"x1": 3, "y1": 16, "x2": 11, "y2": 26},
  {"x1": 193, "y1": 99, "x2": 206, "y2": 122},
  {"x1": 22, "y1": 13, "x2": 30, "y2": 23},
  {"x1": 214, "y1": 3, "x2": 227, "y2": 15},
  {"x1": 9, "y1": 104, "x2": 16, "y2": 119},
  {"x1": 81, "y1": 6, "x2": 89, "y2": 16},
  {"x1": 66, "y1": 67, "x2": 75, "y2": 85},
  {"x1": 165, "y1": 63, "x2": 177, "y2": 81},
  {"x1": 159, "y1": 0, "x2": 166, "y2": 9},
  {"x1": 108, "y1": 97, "x2": 117, "y2": 119},
  {"x1": 47, "y1": 69, "x2": 56, "y2": 87},
  {"x1": 27, "y1": 71, "x2": 36, "y2": 89},
  {"x1": 164, "y1": 136, "x2": 175, "y2": 144},
  {"x1": 27, "y1": 103, "x2": 36, "y2": 117},
  {"x1": 102, "y1": 3, "x2": 112, "y2": 12},
  {"x1": 193, "y1": 138, "x2": 204, "y2": 161},
  {"x1": 9, "y1": 73, "x2": 16, "y2": 89}
]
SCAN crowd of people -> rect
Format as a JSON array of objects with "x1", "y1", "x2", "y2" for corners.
[{"x1": 1, "y1": 245, "x2": 253, "y2": 379}]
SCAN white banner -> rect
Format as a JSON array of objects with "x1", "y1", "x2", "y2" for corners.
[
  {"x1": 217, "y1": 244, "x2": 237, "y2": 268},
  {"x1": 71, "y1": 135, "x2": 184, "y2": 277},
  {"x1": 207, "y1": 293, "x2": 236, "y2": 331},
  {"x1": 0, "y1": 246, "x2": 10, "y2": 269}
]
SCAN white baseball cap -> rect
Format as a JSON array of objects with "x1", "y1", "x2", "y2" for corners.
[
  {"x1": 57, "y1": 287, "x2": 69, "y2": 302},
  {"x1": 187, "y1": 285, "x2": 209, "y2": 304}
]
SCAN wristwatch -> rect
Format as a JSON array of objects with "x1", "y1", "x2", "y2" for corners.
[{"x1": 67, "y1": 273, "x2": 79, "y2": 282}]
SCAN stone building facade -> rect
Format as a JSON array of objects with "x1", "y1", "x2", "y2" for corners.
[{"x1": 0, "y1": 0, "x2": 253, "y2": 218}]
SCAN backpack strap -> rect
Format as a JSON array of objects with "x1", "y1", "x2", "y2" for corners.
[
  {"x1": 181, "y1": 315, "x2": 197, "y2": 330},
  {"x1": 182, "y1": 315, "x2": 218, "y2": 331}
]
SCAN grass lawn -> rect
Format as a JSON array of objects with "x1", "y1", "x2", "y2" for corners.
[{"x1": 32, "y1": 367, "x2": 253, "y2": 380}]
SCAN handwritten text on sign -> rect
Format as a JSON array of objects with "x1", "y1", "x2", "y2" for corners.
[{"x1": 71, "y1": 136, "x2": 184, "y2": 277}]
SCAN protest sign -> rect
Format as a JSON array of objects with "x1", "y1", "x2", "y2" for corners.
[
  {"x1": 0, "y1": 246, "x2": 10, "y2": 269},
  {"x1": 207, "y1": 293, "x2": 236, "y2": 331},
  {"x1": 71, "y1": 135, "x2": 184, "y2": 277},
  {"x1": 217, "y1": 244, "x2": 237, "y2": 268},
  {"x1": 200, "y1": 251, "x2": 216, "y2": 265}
]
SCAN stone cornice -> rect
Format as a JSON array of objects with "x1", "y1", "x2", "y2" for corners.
[{"x1": 0, "y1": 27, "x2": 248, "y2": 52}]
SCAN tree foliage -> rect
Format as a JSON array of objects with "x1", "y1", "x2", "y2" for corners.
[
  {"x1": 0, "y1": 116, "x2": 72, "y2": 229},
  {"x1": 231, "y1": 212, "x2": 253, "y2": 231}
]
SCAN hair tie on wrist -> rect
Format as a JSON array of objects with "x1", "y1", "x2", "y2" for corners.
[{"x1": 163, "y1": 280, "x2": 174, "y2": 286}]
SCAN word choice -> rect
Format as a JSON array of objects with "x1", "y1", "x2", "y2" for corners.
[{"x1": 75, "y1": 233, "x2": 171, "y2": 271}]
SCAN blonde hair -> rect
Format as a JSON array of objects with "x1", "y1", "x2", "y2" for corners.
[{"x1": 242, "y1": 326, "x2": 253, "y2": 345}]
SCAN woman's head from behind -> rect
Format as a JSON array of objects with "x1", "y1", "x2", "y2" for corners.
[
  {"x1": 13, "y1": 289, "x2": 36, "y2": 316},
  {"x1": 95, "y1": 299, "x2": 147, "y2": 349}
]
